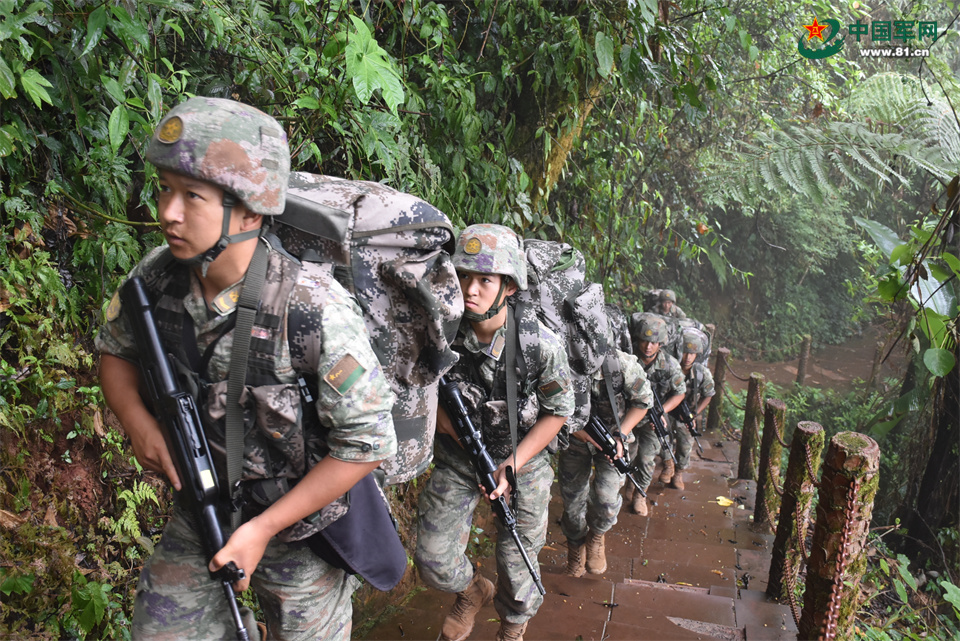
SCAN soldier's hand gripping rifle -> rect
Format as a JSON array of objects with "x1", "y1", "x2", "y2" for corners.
[
  {"x1": 438, "y1": 376, "x2": 546, "y2": 596},
  {"x1": 669, "y1": 399, "x2": 705, "y2": 455},
  {"x1": 649, "y1": 388, "x2": 678, "y2": 466},
  {"x1": 584, "y1": 415, "x2": 646, "y2": 498},
  {"x1": 121, "y1": 277, "x2": 251, "y2": 641}
]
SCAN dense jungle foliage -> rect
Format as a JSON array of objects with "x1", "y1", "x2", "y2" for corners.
[{"x1": 1, "y1": 0, "x2": 958, "y2": 638}]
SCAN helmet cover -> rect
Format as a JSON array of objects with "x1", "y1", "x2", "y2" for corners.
[
  {"x1": 637, "y1": 315, "x2": 669, "y2": 344},
  {"x1": 452, "y1": 224, "x2": 528, "y2": 290},
  {"x1": 146, "y1": 97, "x2": 290, "y2": 215}
]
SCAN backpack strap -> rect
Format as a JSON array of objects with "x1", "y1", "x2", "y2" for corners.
[
  {"x1": 225, "y1": 239, "x2": 270, "y2": 527},
  {"x1": 601, "y1": 351, "x2": 621, "y2": 433},
  {"x1": 504, "y1": 305, "x2": 521, "y2": 481}
]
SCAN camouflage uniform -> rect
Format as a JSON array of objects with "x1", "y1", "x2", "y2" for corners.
[
  {"x1": 666, "y1": 361, "x2": 715, "y2": 470},
  {"x1": 96, "y1": 97, "x2": 397, "y2": 641},
  {"x1": 653, "y1": 289, "x2": 687, "y2": 320},
  {"x1": 415, "y1": 224, "x2": 574, "y2": 629},
  {"x1": 558, "y1": 350, "x2": 652, "y2": 545},
  {"x1": 415, "y1": 319, "x2": 574, "y2": 625},
  {"x1": 626, "y1": 349, "x2": 686, "y2": 492}
]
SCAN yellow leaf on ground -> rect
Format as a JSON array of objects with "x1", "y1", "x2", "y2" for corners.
[{"x1": 713, "y1": 496, "x2": 735, "y2": 506}]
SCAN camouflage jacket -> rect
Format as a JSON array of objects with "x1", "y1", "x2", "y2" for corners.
[
  {"x1": 684, "y1": 362, "x2": 716, "y2": 409},
  {"x1": 447, "y1": 315, "x2": 575, "y2": 460},
  {"x1": 653, "y1": 302, "x2": 688, "y2": 320},
  {"x1": 640, "y1": 349, "x2": 687, "y2": 424},
  {"x1": 589, "y1": 350, "x2": 653, "y2": 431},
  {"x1": 96, "y1": 239, "x2": 396, "y2": 541}
]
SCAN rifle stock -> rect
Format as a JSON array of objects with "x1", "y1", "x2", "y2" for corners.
[
  {"x1": 584, "y1": 415, "x2": 646, "y2": 498},
  {"x1": 437, "y1": 376, "x2": 546, "y2": 596},
  {"x1": 121, "y1": 277, "x2": 251, "y2": 641}
]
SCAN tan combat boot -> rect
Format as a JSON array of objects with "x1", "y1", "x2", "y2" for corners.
[
  {"x1": 440, "y1": 572, "x2": 495, "y2": 641},
  {"x1": 659, "y1": 458, "x2": 675, "y2": 484},
  {"x1": 496, "y1": 621, "x2": 528, "y2": 641},
  {"x1": 632, "y1": 492, "x2": 648, "y2": 516},
  {"x1": 670, "y1": 470, "x2": 685, "y2": 490},
  {"x1": 565, "y1": 540, "x2": 586, "y2": 577},
  {"x1": 585, "y1": 530, "x2": 607, "y2": 575}
]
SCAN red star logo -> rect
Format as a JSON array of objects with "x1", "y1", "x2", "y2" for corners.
[{"x1": 803, "y1": 18, "x2": 829, "y2": 41}]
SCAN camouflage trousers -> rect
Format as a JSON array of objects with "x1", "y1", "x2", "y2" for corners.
[
  {"x1": 661, "y1": 417, "x2": 693, "y2": 470},
  {"x1": 625, "y1": 421, "x2": 662, "y2": 493},
  {"x1": 132, "y1": 507, "x2": 358, "y2": 641},
  {"x1": 557, "y1": 438, "x2": 625, "y2": 545},
  {"x1": 415, "y1": 435, "x2": 553, "y2": 625}
]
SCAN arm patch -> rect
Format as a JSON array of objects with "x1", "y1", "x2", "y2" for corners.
[
  {"x1": 539, "y1": 380, "x2": 564, "y2": 398},
  {"x1": 324, "y1": 354, "x2": 366, "y2": 396}
]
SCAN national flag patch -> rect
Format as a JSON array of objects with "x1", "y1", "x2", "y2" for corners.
[{"x1": 539, "y1": 380, "x2": 564, "y2": 398}]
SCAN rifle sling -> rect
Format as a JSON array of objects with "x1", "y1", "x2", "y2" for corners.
[
  {"x1": 225, "y1": 239, "x2": 270, "y2": 528},
  {"x1": 504, "y1": 305, "x2": 520, "y2": 483},
  {"x1": 601, "y1": 353, "x2": 620, "y2": 435}
]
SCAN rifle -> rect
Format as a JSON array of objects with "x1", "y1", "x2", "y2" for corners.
[
  {"x1": 583, "y1": 415, "x2": 646, "y2": 498},
  {"x1": 669, "y1": 399, "x2": 705, "y2": 455},
  {"x1": 649, "y1": 388, "x2": 678, "y2": 466},
  {"x1": 437, "y1": 376, "x2": 546, "y2": 596},
  {"x1": 121, "y1": 277, "x2": 251, "y2": 641}
]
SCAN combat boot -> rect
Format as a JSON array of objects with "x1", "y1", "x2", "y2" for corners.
[
  {"x1": 440, "y1": 572, "x2": 495, "y2": 641},
  {"x1": 496, "y1": 621, "x2": 528, "y2": 641},
  {"x1": 565, "y1": 540, "x2": 586, "y2": 577},
  {"x1": 632, "y1": 492, "x2": 648, "y2": 516},
  {"x1": 585, "y1": 530, "x2": 607, "y2": 574},
  {"x1": 670, "y1": 471, "x2": 685, "y2": 490},
  {"x1": 659, "y1": 459, "x2": 675, "y2": 484}
]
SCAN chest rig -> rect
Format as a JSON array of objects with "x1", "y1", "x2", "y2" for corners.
[{"x1": 140, "y1": 238, "x2": 334, "y2": 535}]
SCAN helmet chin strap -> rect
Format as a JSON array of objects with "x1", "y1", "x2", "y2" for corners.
[
  {"x1": 172, "y1": 193, "x2": 261, "y2": 277},
  {"x1": 463, "y1": 279, "x2": 508, "y2": 322}
]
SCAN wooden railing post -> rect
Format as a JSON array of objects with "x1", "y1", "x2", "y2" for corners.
[
  {"x1": 767, "y1": 422, "x2": 825, "y2": 604},
  {"x1": 798, "y1": 432, "x2": 880, "y2": 641},
  {"x1": 736, "y1": 373, "x2": 765, "y2": 480},
  {"x1": 796, "y1": 334, "x2": 812, "y2": 386},
  {"x1": 754, "y1": 398, "x2": 787, "y2": 530},
  {"x1": 706, "y1": 347, "x2": 729, "y2": 433}
]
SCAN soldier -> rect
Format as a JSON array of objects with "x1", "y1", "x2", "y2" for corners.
[
  {"x1": 624, "y1": 315, "x2": 686, "y2": 516},
  {"x1": 414, "y1": 224, "x2": 574, "y2": 641},
  {"x1": 97, "y1": 97, "x2": 397, "y2": 640},
  {"x1": 660, "y1": 329, "x2": 716, "y2": 490},
  {"x1": 654, "y1": 289, "x2": 688, "y2": 319},
  {"x1": 558, "y1": 341, "x2": 652, "y2": 576}
]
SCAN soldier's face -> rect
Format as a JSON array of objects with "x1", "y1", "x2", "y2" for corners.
[
  {"x1": 458, "y1": 271, "x2": 516, "y2": 315},
  {"x1": 638, "y1": 340, "x2": 660, "y2": 361},
  {"x1": 681, "y1": 352, "x2": 697, "y2": 369},
  {"x1": 157, "y1": 170, "x2": 245, "y2": 259},
  {"x1": 661, "y1": 300, "x2": 674, "y2": 313}
]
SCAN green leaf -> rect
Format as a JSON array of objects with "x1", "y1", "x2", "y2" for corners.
[
  {"x1": 109, "y1": 105, "x2": 129, "y2": 153},
  {"x1": 942, "y1": 581, "x2": 960, "y2": 613},
  {"x1": 595, "y1": 32, "x2": 615, "y2": 79},
  {"x1": 889, "y1": 243, "x2": 912, "y2": 265},
  {"x1": 0, "y1": 55, "x2": 16, "y2": 99},
  {"x1": 854, "y1": 217, "x2": 901, "y2": 259},
  {"x1": 896, "y1": 555, "x2": 918, "y2": 590},
  {"x1": 894, "y1": 578, "x2": 909, "y2": 604},
  {"x1": 922, "y1": 348, "x2": 955, "y2": 377},
  {"x1": 941, "y1": 252, "x2": 960, "y2": 275},
  {"x1": 81, "y1": 6, "x2": 108, "y2": 57},
  {"x1": 293, "y1": 96, "x2": 320, "y2": 110},
  {"x1": 345, "y1": 16, "x2": 404, "y2": 113},
  {"x1": 19, "y1": 69, "x2": 53, "y2": 108},
  {"x1": 0, "y1": 125, "x2": 17, "y2": 157}
]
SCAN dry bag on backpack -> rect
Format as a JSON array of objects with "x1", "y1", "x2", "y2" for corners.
[{"x1": 274, "y1": 172, "x2": 463, "y2": 484}]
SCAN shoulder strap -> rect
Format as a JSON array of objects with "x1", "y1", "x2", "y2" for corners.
[
  {"x1": 601, "y1": 352, "x2": 620, "y2": 431},
  {"x1": 504, "y1": 306, "x2": 520, "y2": 473},
  {"x1": 225, "y1": 239, "x2": 270, "y2": 527}
]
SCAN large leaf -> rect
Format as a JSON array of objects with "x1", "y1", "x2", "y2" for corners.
[
  {"x1": 913, "y1": 270, "x2": 958, "y2": 316},
  {"x1": 345, "y1": 16, "x2": 404, "y2": 113},
  {"x1": 108, "y1": 105, "x2": 129, "y2": 153},
  {"x1": 923, "y1": 348, "x2": 956, "y2": 377},
  {"x1": 80, "y1": 5, "x2": 108, "y2": 57},
  {"x1": 854, "y1": 216, "x2": 901, "y2": 259},
  {"x1": 595, "y1": 32, "x2": 615, "y2": 79},
  {"x1": 19, "y1": 69, "x2": 52, "y2": 107},
  {"x1": 0, "y1": 55, "x2": 16, "y2": 99}
]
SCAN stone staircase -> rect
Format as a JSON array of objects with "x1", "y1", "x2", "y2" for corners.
[{"x1": 362, "y1": 438, "x2": 798, "y2": 640}]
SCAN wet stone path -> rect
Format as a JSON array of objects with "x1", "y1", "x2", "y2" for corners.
[{"x1": 362, "y1": 437, "x2": 798, "y2": 641}]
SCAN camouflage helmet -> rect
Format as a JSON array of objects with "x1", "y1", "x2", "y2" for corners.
[
  {"x1": 682, "y1": 329, "x2": 706, "y2": 355},
  {"x1": 146, "y1": 97, "x2": 290, "y2": 215},
  {"x1": 659, "y1": 289, "x2": 678, "y2": 304},
  {"x1": 636, "y1": 314, "x2": 669, "y2": 344},
  {"x1": 452, "y1": 224, "x2": 528, "y2": 291}
]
